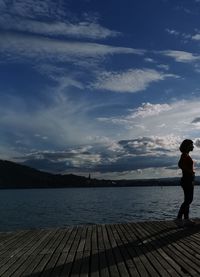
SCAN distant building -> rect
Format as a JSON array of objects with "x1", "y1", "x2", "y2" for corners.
[{"x1": 87, "y1": 173, "x2": 91, "y2": 185}]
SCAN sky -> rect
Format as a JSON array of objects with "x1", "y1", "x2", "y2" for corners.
[{"x1": 1, "y1": 0, "x2": 200, "y2": 180}]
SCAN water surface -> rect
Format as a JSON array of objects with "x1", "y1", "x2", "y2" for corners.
[{"x1": 1, "y1": 186, "x2": 200, "y2": 231}]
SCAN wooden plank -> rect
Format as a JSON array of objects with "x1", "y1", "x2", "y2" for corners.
[
  {"x1": 60, "y1": 226, "x2": 83, "y2": 276},
  {"x1": 0, "y1": 255, "x2": 20, "y2": 277},
  {"x1": 143, "y1": 221, "x2": 192, "y2": 276},
  {"x1": 118, "y1": 224, "x2": 148, "y2": 277},
  {"x1": 79, "y1": 225, "x2": 92, "y2": 277},
  {"x1": 90, "y1": 225, "x2": 100, "y2": 277},
  {"x1": 28, "y1": 254, "x2": 52, "y2": 277},
  {"x1": 70, "y1": 226, "x2": 87, "y2": 277},
  {"x1": 122, "y1": 223, "x2": 160, "y2": 277},
  {"x1": 48, "y1": 228, "x2": 74, "y2": 277},
  {"x1": 118, "y1": 223, "x2": 151, "y2": 277},
  {"x1": 129, "y1": 222, "x2": 177, "y2": 277},
  {"x1": 113, "y1": 224, "x2": 140, "y2": 277},
  {"x1": 0, "y1": 231, "x2": 13, "y2": 240},
  {"x1": 24, "y1": 229, "x2": 60, "y2": 276},
  {"x1": 102, "y1": 224, "x2": 120, "y2": 277},
  {"x1": 58, "y1": 226, "x2": 79, "y2": 277},
  {"x1": 13, "y1": 230, "x2": 44, "y2": 256},
  {"x1": 20, "y1": 230, "x2": 59, "y2": 276},
  {"x1": 147, "y1": 221, "x2": 199, "y2": 276},
  {"x1": 0, "y1": 230, "x2": 51, "y2": 276},
  {"x1": 40, "y1": 229, "x2": 62, "y2": 255},
  {"x1": 40, "y1": 253, "x2": 61, "y2": 277},
  {"x1": 2, "y1": 221, "x2": 200, "y2": 276},
  {"x1": 138, "y1": 221, "x2": 182, "y2": 277},
  {"x1": 158, "y1": 221, "x2": 200, "y2": 273},
  {"x1": 39, "y1": 228, "x2": 78, "y2": 277},
  {"x1": 131, "y1": 222, "x2": 172, "y2": 276},
  {"x1": 24, "y1": 230, "x2": 55, "y2": 256},
  {"x1": 96, "y1": 224, "x2": 109, "y2": 277},
  {"x1": 4, "y1": 254, "x2": 39, "y2": 277},
  {"x1": 55, "y1": 228, "x2": 73, "y2": 253},
  {"x1": 0, "y1": 231, "x2": 27, "y2": 247},
  {"x1": 180, "y1": 233, "x2": 200, "y2": 258},
  {"x1": 0, "y1": 231, "x2": 31, "y2": 257},
  {"x1": 107, "y1": 224, "x2": 130, "y2": 277},
  {"x1": 146, "y1": 222, "x2": 194, "y2": 276},
  {"x1": 14, "y1": 229, "x2": 65, "y2": 277},
  {"x1": 0, "y1": 230, "x2": 44, "y2": 276},
  {"x1": 62, "y1": 226, "x2": 78, "y2": 253},
  {"x1": 20, "y1": 254, "x2": 44, "y2": 277},
  {"x1": 7, "y1": 231, "x2": 49, "y2": 277}
]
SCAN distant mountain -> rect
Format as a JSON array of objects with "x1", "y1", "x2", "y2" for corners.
[
  {"x1": 0, "y1": 159, "x2": 198, "y2": 189},
  {"x1": 0, "y1": 160, "x2": 89, "y2": 189}
]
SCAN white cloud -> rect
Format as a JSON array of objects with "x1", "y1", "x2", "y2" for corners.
[
  {"x1": 3, "y1": 93, "x2": 200, "y2": 178},
  {"x1": 0, "y1": 33, "x2": 144, "y2": 62},
  {"x1": 0, "y1": 142, "x2": 21, "y2": 160},
  {"x1": 162, "y1": 50, "x2": 200, "y2": 62},
  {"x1": 0, "y1": 14, "x2": 120, "y2": 40},
  {"x1": 3, "y1": 0, "x2": 66, "y2": 20},
  {"x1": 192, "y1": 34, "x2": 200, "y2": 41},
  {"x1": 157, "y1": 64, "x2": 169, "y2": 70},
  {"x1": 70, "y1": 153, "x2": 101, "y2": 168},
  {"x1": 90, "y1": 69, "x2": 177, "y2": 93},
  {"x1": 191, "y1": 117, "x2": 200, "y2": 130},
  {"x1": 165, "y1": 28, "x2": 180, "y2": 36},
  {"x1": 97, "y1": 99, "x2": 200, "y2": 139},
  {"x1": 165, "y1": 28, "x2": 192, "y2": 43},
  {"x1": 98, "y1": 103, "x2": 172, "y2": 129},
  {"x1": 57, "y1": 77, "x2": 84, "y2": 90},
  {"x1": 1, "y1": 0, "x2": 120, "y2": 40},
  {"x1": 119, "y1": 135, "x2": 180, "y2": 155},
  {"x1": 29, "y1": 147, "x2": 102, "y2": 168},
  {"x1": 4, "y1": 96, "x2": 200, "y2": 156},
  {"x1": 91, "y1": 167, "x2": 179, "y2": 180},
  {"x1": 194, "y1": 138, "x2": 200, "y2": 148},
  {"x1": 19, "y1": 135, "x2": 181, "y2": 178},
  {"x1": 0, "y1": 91, "x2": 103, "y2": 149},
  {"x1": 35, "y1": 64, "x2": 85, "y2": 89},
  {"x1": 144, "y1": 57, "x2": 155, "y2": 63},
  {"x1": 128, "y1": 103, "x2": 172, "y2": 118}
]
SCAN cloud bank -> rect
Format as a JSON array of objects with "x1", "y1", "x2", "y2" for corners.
[{"x1": 90, "y1": 69, "x2": 177, "y2": 93}]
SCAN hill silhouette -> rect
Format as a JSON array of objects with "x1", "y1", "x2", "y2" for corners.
[
  {"x1": 0, "y1": 159, "x2": 196, "y2": 189},
  {"x1": 0, "y1": 160, "x2": 89, "y2": 188}
]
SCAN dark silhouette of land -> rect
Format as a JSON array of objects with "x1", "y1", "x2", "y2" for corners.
[{"x1": 0, "y1": 159, "x2": 199, "y2": 189}]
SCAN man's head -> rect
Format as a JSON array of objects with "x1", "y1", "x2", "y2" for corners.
[{"x1": 179, "y1": 139, "x2": 194, "y2": 153}]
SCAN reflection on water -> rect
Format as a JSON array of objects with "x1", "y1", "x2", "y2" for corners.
[{"x1": 0, "y1": 186, "x2": 200, "y2": 231}]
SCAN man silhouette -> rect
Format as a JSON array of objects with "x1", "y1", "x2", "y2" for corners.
[{"x1": 175, "y1": 139, "x2": 195, "y2": 227}]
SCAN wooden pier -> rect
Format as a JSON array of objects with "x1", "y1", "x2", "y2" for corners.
[{"x1": 1, "y1": 220, "x2": 200, "y2": 276}]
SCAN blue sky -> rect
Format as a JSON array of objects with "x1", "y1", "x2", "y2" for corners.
[{"x1": 1, "y1": 0, "x2": 200, "y2": 179}]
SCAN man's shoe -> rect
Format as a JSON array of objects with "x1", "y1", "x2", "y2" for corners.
[
  {"x1": 184, "y1": 219, "x2": 196, "y2": 226},
  {"x1": 174, "y1": 218, "x2": 184, "y2": 227}
]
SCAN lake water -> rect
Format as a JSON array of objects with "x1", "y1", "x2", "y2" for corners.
[{"x1": 1, "y1": 186, "x2": 200, "y2": 232}]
